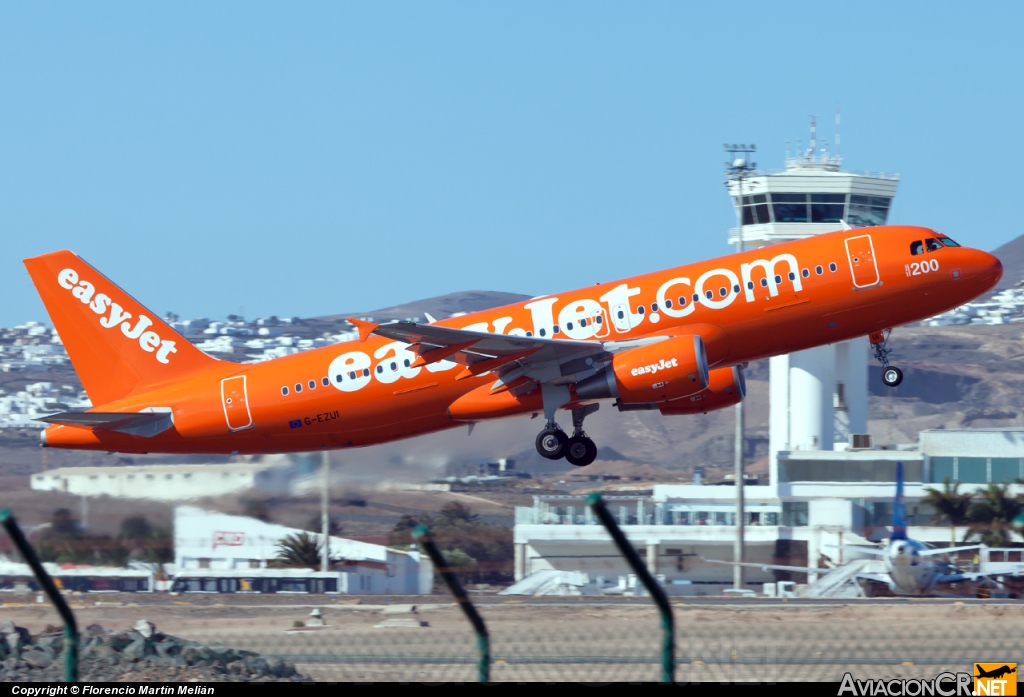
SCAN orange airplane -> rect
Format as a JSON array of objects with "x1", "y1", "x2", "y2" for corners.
[{"x1": 24, "y1": 225, "x2": 1001, "y2": 466}]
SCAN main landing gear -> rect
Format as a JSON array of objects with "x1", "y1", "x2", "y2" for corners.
[
  {"x1": 536, "y1": 405, "x2": 598, "y2": 467},
  {"x1": 871, "y1": 329, "x2": 903, "y2": 388}
]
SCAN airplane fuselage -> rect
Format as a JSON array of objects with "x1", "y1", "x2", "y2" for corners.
[
  {"x1": 39, "y1": 225, "x2": 1002, "y2": 453},
  {"x1": 884, "y1": 538, "x2": 943, "y2": 595}
]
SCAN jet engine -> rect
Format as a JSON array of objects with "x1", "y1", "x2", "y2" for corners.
[
  {"x1": 658, "y1": 365, "x2": 745, "y2": 415},
  {"x1": 575, "y1": 335, "x2": 709, "y2": 404}
]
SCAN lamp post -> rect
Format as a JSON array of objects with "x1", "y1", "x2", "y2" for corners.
[
  {"x1": 724, "y1": 144, "x2": 756, "y2": 591},
  {"x1": 321, "y1": 451, "x2": 330, "y2": 573}
]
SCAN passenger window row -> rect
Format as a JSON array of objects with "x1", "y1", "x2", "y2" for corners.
[
  {"x1": 282, "y1": 372, "x2": 360, "y2": 396},
  {"x1": 281, "y1": 257, "x2": 847, "y2": 397},
  {"x1": 518, "y1": 261, "x2": 843, "y2": 341}
]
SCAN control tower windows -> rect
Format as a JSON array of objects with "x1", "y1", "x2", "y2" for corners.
[
  {"x1": 910, "y1": 240, "x2": 924, "y2": 255},
  {"x1": 848, "y1": 195, "x2": 891, "y2": 227},
  {"x1": 772, "y1": 193, "x2": 809, "y2": 223},
  {"x1": 739, "y1": 194, "x2": 771, "y2": 225},
  {"x1": 811, "y1": 193, "x2": 846, "y2": 223},
  {"x1": 925, "y1": 238, "x2": 944, "y2": 252}
]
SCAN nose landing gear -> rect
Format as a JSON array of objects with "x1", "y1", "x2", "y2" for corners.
[{"x1": 871, "y1": 329, "x2": 903, "y2": 387}]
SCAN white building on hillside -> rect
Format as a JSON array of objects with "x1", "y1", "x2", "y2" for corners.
[{"x1": 31, "y1": 462, "x2": 279, "y2": 500}]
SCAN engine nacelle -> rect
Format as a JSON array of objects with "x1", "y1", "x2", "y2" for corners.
[
  {"x1": 658, "y1": 365, "x2": 745, "y2": 415},
  {"x1": 576, "y1": 335, "x2": 709, "y2": 404}
]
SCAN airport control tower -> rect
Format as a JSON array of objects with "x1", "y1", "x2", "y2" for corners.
[{"x1": 726, "y1": 118, "x2": 900, "y2": 476}]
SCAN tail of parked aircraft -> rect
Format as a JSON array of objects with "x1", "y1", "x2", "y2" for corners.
[
  {"x1": 23, "y1": 251, "x2": 217, "y2": 408},
  {"x1": 891, "y1": 461, "x2": 907, "y2": 540}
]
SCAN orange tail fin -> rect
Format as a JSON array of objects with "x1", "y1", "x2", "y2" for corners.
[{"x1": 23, "y1": 250, "x2": 217, "y2": 407}]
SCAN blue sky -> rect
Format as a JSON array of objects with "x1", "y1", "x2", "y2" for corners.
[{"x1": 2, "y1": 2, "x2": 1022, "y2": 326}]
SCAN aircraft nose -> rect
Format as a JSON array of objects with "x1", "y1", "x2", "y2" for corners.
[{"x1": 963, "y1": 249, "x2": 1002, "y2": 291}]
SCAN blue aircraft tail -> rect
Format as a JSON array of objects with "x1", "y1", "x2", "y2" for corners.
[{"x1": 891, "y1": 461, "x2": 907, "y2": 540}]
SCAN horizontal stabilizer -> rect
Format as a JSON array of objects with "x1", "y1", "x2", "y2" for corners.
[{"x1": 37, "y1": 411, "x2": 173, "y2": 437}]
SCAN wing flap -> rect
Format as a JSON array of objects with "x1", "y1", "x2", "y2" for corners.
[{"x1": 369, "y1": 321, "x2": 608, "y2": 378}]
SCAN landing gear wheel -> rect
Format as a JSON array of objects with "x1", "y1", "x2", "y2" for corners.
[
  {"x1": 565, "y1": 435, "x2": 598, "y2": 467},
  {"x1": 536, "y1": 428, "x2": 568, "y2": 460},
  {"x1": 882, "y1": 366, "x2": 903, "y2": 387}
]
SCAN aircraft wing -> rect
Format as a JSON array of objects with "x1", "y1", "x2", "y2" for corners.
[
  {"x1": 824, "y1": 544, "x2": 887, "y2": 557},
  {"x1": 935, "y1": 567, "x2": 1024, "y2": 584},
  {"x1": 357, "y1": 319, "x2": 623, "y2": 391},
  {"x1": 701, "y1": 558, "x2": 835, "y2": 574},
  {"x1": 919, "y1": 545, "x2": 981, "y2": 556}
]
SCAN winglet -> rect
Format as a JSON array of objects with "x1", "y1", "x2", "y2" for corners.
[{"x1": 347, "y1": 318, "x2": 380, "y2": 342}]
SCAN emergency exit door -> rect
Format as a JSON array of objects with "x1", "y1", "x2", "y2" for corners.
[
  {"x1": 844, "y1": 234, "x2": 880, "y2": 288},
  {"x1": 610, "y1": 304, "x2": 631, "y2": 333},
  {"x1": 221, "y1": 375, "x2": 253, "y2": 432}
]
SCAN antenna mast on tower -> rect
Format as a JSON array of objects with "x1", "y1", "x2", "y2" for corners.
[{"x1": 835, "y1": 106, "x2": 842, "y2": 159}]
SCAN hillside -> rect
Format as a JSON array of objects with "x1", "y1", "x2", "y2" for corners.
[
  {"x1": 2, "y1": 302, "x2": 1021, "y2": 485},
  {"x1": 990, "y1": 232, "x2": 1024, "y2": 292}
]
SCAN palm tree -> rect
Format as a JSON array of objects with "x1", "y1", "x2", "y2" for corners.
[
  {"x1": 273, "y1": 532, "x2": 323, "y2": 569},
  {"x1": 964, "y1": 482, "x2": 1023, "y2": 548},
  {"x1": 305, "y1": 515, "x2": 342, "y2": 537},
  {"x1": 923, "y1": 477, "x2": 973, "y2": 544},
  {"x1": 436, "y1": 502, "x2": 479, "y2": 528}
]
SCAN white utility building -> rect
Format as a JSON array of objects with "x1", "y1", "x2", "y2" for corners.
[{"x1": 173, "y1": 506, "x2": 431, "y2": 594}]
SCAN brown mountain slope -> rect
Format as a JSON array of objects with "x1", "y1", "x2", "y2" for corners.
[{"x1": 990, "y1": 232, "x2": 1024, "y2": 292}]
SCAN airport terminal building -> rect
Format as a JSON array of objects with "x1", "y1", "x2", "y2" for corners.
[{"x1": 513, "y1": 429, "x2": 1024, "y2": 594}]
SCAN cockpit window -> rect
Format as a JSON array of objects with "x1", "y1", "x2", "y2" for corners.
[
  {"x1": 910, "y1": 240, "x2": 924, "y2": 256},
  {"x1": 925, "y1": 238, "x2": 943, "y2": 252},
  {"x1": 940, "y1": 237, "x2": 962, "y2": 247}
]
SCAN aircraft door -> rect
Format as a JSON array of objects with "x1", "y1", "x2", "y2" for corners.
[
  {"x1": 610, "y1": 304, "x2": 632, "y2": 333},
  {"x1": 221, "y1": 375, "x2": 254, "y2": 431},
  {"x1": 844, "y1": 234, "x2": 880, "y2": 288},
  {"x1": 592, "y1": 308, "x2": 610, "y2": 338}
]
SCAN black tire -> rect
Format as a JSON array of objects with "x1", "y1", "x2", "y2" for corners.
[
  {"x1": 565, "y1": 436, "x2": 598, "y2": 467},
  {"x1": 536, "y1": 428, "x2": 568, "y2": 460},
  {"x1": 882, "y1": 366, "x2": 903, "y2": 387}
]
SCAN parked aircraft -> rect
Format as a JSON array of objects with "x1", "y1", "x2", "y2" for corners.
[
  {"x1": 25, "y1": 225, "x2": 1001, "y2": 465},
  {"x1": 705, "y1": 463, "x2": 1018, "y2": 596}
]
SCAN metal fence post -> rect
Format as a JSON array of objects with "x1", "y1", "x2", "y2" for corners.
[
  {"x1": 587, "y1": 492, "x2": 675, "y2": 683},
  {"x1": 412, "y1": 524, "x2": 490, "y2": 683},
  {"x1": 1, "y1": 509, "x2": 79, "y2": 682}
]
